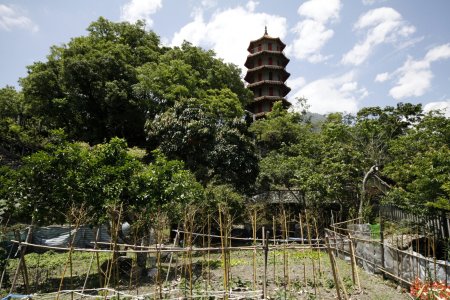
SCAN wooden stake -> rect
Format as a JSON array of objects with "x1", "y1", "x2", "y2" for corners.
[
  {"x1": 165, "y1": 230, "x2": 179, "y2": 284},
  {"x1": 326, "y1": 236, "x2": 349, "y2": 300},
  {"x1": 263, "y1": 227, "x2": 268, "y2": 299},
  {"x1": 272, "y1": 215, "x2": 276, "y2": 281},
  {"x1": 252, "y1": 208, "x2": 257, "y2": 291},
  {"x1": 299, "y1": 213, "x2": 304, "y2": 244},
  {"x1": 348, "y1": 233, "x2": 360, "y2": 290},
  {"x1": 82, "y1": 226, "x2": 100, "y2": 294}
]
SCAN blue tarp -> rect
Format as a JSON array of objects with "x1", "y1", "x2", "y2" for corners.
[{"x1": 1, "y1": 294, "x2": 32, "y2": 300}]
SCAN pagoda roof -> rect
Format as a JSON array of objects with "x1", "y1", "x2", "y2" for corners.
[
  {"x1": 244, "y1": 66, "x2": 290, "y2": 82},
  {"x1": 247, "y1": 35, "x2": 286, "y2": 52},
  {"x1": 247, "y1": 27, "x2": 287, "y2": 52},
  {"x1": 247, "y1": 81, "x2": 291, "y2": 97},
  {"x1": 244, "y1": 51, "x2": 290, "y2": 68}
]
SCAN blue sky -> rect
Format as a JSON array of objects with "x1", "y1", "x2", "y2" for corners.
[{"x1": 1, "y1": 0, "x2": 449, "y2": 116}]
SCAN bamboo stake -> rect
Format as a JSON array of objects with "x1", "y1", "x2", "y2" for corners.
[
  {"x1": 207, "y1": 214, "x2": 211, "y2": 289},
  {"x1": 299, "y1": 213, "x2": 304, "y2": 244},
  {"x1": 313, "y1": 217, "x2": 322, "y2": 275},
  {"x1": 252, "y1": 208, "x2": 257, "y2": 291},
  {"x1": 218, "y1": 205, "x2": 228, "y2": 300},
  {"x1": 262, "y1": 227, "x2": 268, "y2": 300},
  {"x1": 326, "y1": 236, "x2": 349, "y2": 300},
  {"x1": 272, "y1": 215, "x2": 276, "y2": 282},
  {"x1": 82, "y1": 226, "x2": 100, "y2": 294},
  {"x1": 188, "y1": 209, "x2": 194, "y2": 299},
  {"x1": 57, "y1": 208, "x2": 84, "y2": 300},
  {"x1": 128, "y1": 231, "x2": 137, "y2": 290},
  {"x1": 156, "y1": 211, "x2": 163, "y2": 299},
  {"x1": 348, "y1": 233, "x2": 360, "y2": 290},
  {"x1": 10, "y1": 224, "x2": 33, "y2": 294},
  {"x1": 165, "y1": 230, "x2": 179, "y2": 284},
  {"x1": 282, "y1": 209, "x2": 287, "y2": 281},
  {"x1": 305, "y1": 209, "x2": 316, "y2": 296},
  {"x1": 104, "y1": 204, "x2": 123, "y2": 298}
]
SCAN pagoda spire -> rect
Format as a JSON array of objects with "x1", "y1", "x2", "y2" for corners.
[{"x1": 264, "y1": 25, "x2": 268, "y2": 35}]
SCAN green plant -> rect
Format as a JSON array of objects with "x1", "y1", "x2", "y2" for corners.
[
  {"x1": 232, "y1": 276, "x2": 250, "y2": 289},
  {"x1": 325, "y1": 278, "x2": 335, "y2": 289},
  {"x1": 343, "y1": 275, "x2": 354, "y2": 292}
]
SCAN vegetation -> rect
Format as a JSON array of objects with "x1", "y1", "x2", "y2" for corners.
[{"x1": 0, "y1": 16, "x2": 449, "y2": 230}]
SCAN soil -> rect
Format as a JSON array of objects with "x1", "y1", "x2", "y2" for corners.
[{"x1": 5, "y1": 245, "x2": 412, "y2": 299}]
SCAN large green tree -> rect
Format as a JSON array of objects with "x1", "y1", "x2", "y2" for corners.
[
  {"x1": 383, "y1": 112, "x2": 450, "y2": 213},
  {"x1": 20, "y1": 17, "x2": 163, "y2": 146},
  {"x1": 147, "y1": 97, "x2": 258, "y2": 192},
  {"x1": 2, "y1": 138, "x2": 204, "y2": 226}
]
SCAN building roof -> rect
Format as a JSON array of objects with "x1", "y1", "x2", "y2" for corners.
[{"x1": 247, "y1": 27, "x2": 286, "y2": 52}]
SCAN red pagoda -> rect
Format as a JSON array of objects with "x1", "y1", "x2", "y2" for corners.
[{"x1": 244, "y1": 27, "x2": 291, "y2": 118}]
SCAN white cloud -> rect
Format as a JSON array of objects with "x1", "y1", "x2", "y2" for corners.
[
  {"x1": 375, "y1": 72, "x2": 390, "y2": 82},
  {"x1": 389, "y1": 44, "x2": 450, "y2": 100},
  {"x1": 362, "y1": 0, "x2": 387, "y2": 5},
  {"x1": 298, "y1": 0, "x2": 341, "y2": 23},
  {"x1": 424, "y1": 43, "x2": 450, "y2": 62},
  {"x1": 171, "y1": 2, "x2": 287, "y2": 70},
  {"x1": 389, "y1": 58, "x2": 432, "y2": 99},
  {"x1": 341, "y1": 7, "x2": 415, "y2": 66},
  {"x1": 0, "y1": 4, "x2": 38, "y2": 32},
  {"x1": 291, "y1": 72, "x2": 367, "y2": 114},
  {"x1": 288, "y1": 0, "x2": 341, "y2": 63},
  {"x1": 246, "y1": 0, "x2": 258, "y2": 12},
  {"x1": 201, "y1": 0, "x2": 218, "y2": 10},
  {"x1": 287, "y1": 77, "x2": 306, "y2": 91},
  {"x1": 120, "y1": 0, "x2": 162, "y2": 27},
  {"x1": 423, "y1": 100, "x2": 450, "y2": 118}
]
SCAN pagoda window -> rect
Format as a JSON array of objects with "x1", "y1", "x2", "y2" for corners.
[
  {"x1": 268, "y1": 57, "x2": 273, "y2": 65},
  {"x1": 258, "y1": 73, "x2": 262, "y2": 81},
  {"x1": 258, "y1": 58, "x2": 262, "y2": 66},
  {"x1": 269, "y1": 87, "x2": 273, "y2": 96},
  {"x1": 268, "y1": 43, "x2": 272, "y2": 50},
  {"x1": 258, "y1": 88, "x2": 262, "y2": 97},
  {"x1": 269, "y1": 72, "x2": 273, "y2": 80},
  {"x1": 258, "y1": 44, "x2": 262, "y2": 51}
]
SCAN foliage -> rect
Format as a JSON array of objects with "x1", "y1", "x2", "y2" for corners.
[
  {"x1": 1, "y1": 138, "x2": 204, "y2": 226},
  {"x1": 20, "y1": 17, "x2": 163, "y2": 146},
  {"x1": 147, "y1": 98, "x2": 258, "y2": 192},
  {"x1": 133, "y1": 41, "x2": 252, "y2": 112},
  {"x1": 383, "y1": 113, "x2": 450, "y2": 213}
]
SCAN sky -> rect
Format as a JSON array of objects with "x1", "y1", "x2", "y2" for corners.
[{"x1": 1, "y1": 0, "x2": 450, "y2": 116}]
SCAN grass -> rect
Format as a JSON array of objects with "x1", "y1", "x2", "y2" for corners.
[
  {"x1": 370, "y1": 223, "x2": 381, "y2": 240},
  {"x1": 7, "y1": 250, "x2": 110, "y2": 272}
]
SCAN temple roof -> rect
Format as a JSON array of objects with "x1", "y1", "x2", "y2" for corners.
[{"x1": 247, "y1": 27, "x2": 286, "y2": 52}]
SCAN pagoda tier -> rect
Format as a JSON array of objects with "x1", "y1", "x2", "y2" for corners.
[{"x1": 244, "y1": 28, "x2": 291, "y2": 118}]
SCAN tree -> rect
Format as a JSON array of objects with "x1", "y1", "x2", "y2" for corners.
[
  {"x1": 20, "y1": 17, "x2": 163, "y2": 146},
  {"x1": 383, "y1": 112, "x2": 450, "y2": 213},
  {"x1": 146, "y1": 97, "x2": 258, "y2": 192},
  {"x1": 2, "y1": 138, "x2": 204, "y2": 226},
  {"x1": 133, "y1": 41, "x2": 252, "y2": 112}
]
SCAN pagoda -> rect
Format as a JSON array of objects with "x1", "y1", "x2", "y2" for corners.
[{"x1": 244, "y1": 27, "x2": 291, "y2": 118}]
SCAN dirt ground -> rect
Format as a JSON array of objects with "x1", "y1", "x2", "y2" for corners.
[
  {"x1": 5, "y1": 246, "x2": 412, "y2": 299},
  {"x1": 107, "y1": 247, "x2": 411, "y2": 299}
]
